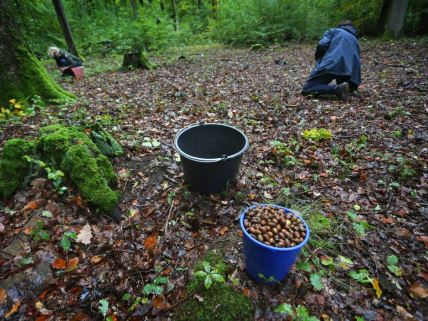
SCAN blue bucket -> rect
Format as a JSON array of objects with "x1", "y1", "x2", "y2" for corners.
[{"x1": 240, "y1": 204, "x2": 310, "y2": 284}]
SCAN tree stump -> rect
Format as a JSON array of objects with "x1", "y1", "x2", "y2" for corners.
[{"x1": 122, "y1": 51, "x2": 155, "y2": 70}]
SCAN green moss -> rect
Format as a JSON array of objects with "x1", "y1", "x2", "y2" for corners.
[
  {"x1": 90, "y1": 124, "x2": 123, "y2": 157},
  {"x1": 175, "y1": 251, "x2": 254, "y2": 321},
  {"x1": 61, "y1": 145, "x2": 118, "y2": 212},
  {"x1": 38, "y1": 125, "x2": 99, "y2": 167},
  {"x1": 0, "y1": 139, "x2": 34, "y2": 199},
  {"x1": 175, "y1": 283, "x2": 253, "y2": 321},
  {"x1": 0, "y1": 45, "x2": 75, "y2": 106}
]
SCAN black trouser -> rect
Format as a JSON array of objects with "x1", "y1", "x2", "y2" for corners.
[{"x1": 302, "y1": 74, "x2": 355, "y2": 95}]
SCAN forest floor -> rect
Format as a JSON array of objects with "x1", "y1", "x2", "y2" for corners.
[{"x1": 1, "y1": 38, "x2": 428, "y2": 321}]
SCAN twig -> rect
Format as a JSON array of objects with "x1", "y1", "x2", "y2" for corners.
[
  {"x1": 163, "y1": 174, "x2": 179, "y2": 184},
  {"x1": 164, "y1": 199, "x2": 175, "y2": 236}
]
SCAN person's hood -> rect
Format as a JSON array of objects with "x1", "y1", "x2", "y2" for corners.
[{"x1": 339, "y1": 25, "x2": 358, "y2": 38}]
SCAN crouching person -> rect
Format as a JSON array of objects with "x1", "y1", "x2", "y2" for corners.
[
  {"x1": 301, "y1": 20, "x2": 361, "y2": 100},
  {"x1": 48, "y1": 46, "x2": 83, "y2": 78}
]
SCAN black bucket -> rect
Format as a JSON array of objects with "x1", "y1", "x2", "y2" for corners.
[{"x1": 174, "y1": 123, "x2": 249, "y2": 194}]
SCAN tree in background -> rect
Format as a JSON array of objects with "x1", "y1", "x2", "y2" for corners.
[
  {"x1": 0, "y1": 0, "x2": 74, "y2": 105},
  {"x1": 379, "y1": 0, "x2": 410, "y2": 37},
  {"x1": 52, "y1": 0, "x2": 80, "y2": 57}
]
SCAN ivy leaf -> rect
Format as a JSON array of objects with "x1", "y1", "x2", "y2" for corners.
[
  {"x1": 204, "y1": 275, "x2": 212, "y2": 289},
  {"x1": 274, "y1": 303, "x2": 293, "y2": 315},
  {"x1": 98, "y1": 298, "x2": 109, "y2": 317},
  {"x1": 387, "y1": 255, "x2": 398, "y2": 266},
  {"x1": 154, "y1": 276, "x2": 168, "y2": 285},
  {"x1": 310, "y1": 273, "x2": 324, "y2": 291},
  {"x1": 143, "y1": 284, "x2": 163, "y2": 296},
  {"x1": 296, "y1": 261, "x2": 312, "y2": 272}
]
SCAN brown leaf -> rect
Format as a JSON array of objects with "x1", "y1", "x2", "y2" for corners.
[
  {"x1": 52, "y1": 258, "x2": 67, "y2": 270},
  {"x1": 67, "y1": 257, "x2": 79, "y2": 271},
  {"x1": 416, "y1": 235, "x2": 428, "y2": 248},
  {"x1": 90, "y1": 255, "x2": 103, "y2": 264},
  {"x1": 24, "y1": 200, "x2": 40, "y2": 210},
  {"x1": 242, "y1": 287, "x2": 251, "y2": 298},
  {"x1": 35, "y1": 315, "x2": 51, "y2": 321},
  {"x1": 0, "y1": 288, "x2": 7, "y2": 304},
  {"x1": 417, "y1": 272, "x2": 428, "y2": 281},
  {"x1": 152, "y1": 295, "x2": 168, "y2": 310},
  {"x1": 144, "y1": 233, "x2": 158, "y2": 255},
  {"x1": 70, "y1": 312, "x2": 89, "y2": 321},
  {"x1": 5, "y1": 300, "x2": 21, "y2": 318},
  {"x1": 409, "y1": 281, "x2": 428, "y2": 298}
]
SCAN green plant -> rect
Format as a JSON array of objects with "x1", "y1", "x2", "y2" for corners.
[
  {"x1": 60, "y1": 231, "x2": 77, "y2": 252},
  {"x1": 349, "y1": 269, "x2": 372, "y2": 284},
  {"x1": 386, "y1": 255, "x2": 402, "y2": 277},
  {"x1": 143, "y1": 276, "x2": 169, "y2": 296},
  {"x1": 274, "y1": 303, "x2": 320, "y2": 321},
  {"x1": 24, "y1": 155, "x2": 68, "y2": 195},
  {"x1": 31, "y1": 221, "x2": 50, "y2": 241},
  {"x1": 98, "y1": 298, "x2": 109, "y2": 318},
  {"x1": 270, "y1": 139, "x2": 300, "y2": 167},
  {"x1": 302, "y1": 128, "x2": 332, "y2": 142},
  {"x1": 346, "y1": 211, "x2": 372, "y2": 236},
  {"x1": 142, "y1": 137, "x2": 161, "y2": 149},
  {"x1": 0, "y1": 98, "x2": 33, "y2": 122},
  {"x1": 195, "y1": 261, "x2": 225, "y2": 289}
]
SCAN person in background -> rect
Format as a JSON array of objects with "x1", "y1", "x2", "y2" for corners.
[
  {"x1": 301, "y1": 20, "x2": 361, "y2": 100},
  {"x1": 47, "y1": 46, "x2": 83, "y2": 77}
]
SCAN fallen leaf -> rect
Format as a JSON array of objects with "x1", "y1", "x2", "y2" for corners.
[
  {"x1": 35, "y1": 315, "x2": 51, "y2": 321},
  {"x1": 0, "y1": 288, "x2": 7, "y2": 304},
  {"x1": 24, "y1": 200, "x2": 40, "y2": 210},
  {"x1": 76, "y1": 224, "x2": 92, "y2": 244},
  {"x1": 0, "y1": 223, "x2": 4, "y2": 233},
  {"x1": 90, "y1": 255, "x2": 103, "y2": 264},
  {"x1": 70, "y1": 312, "x2": 89, "y2": 321},
  {"x1": 416, "y1": 236, "x2": 428, "y2": 248},
  {"x1": 67, "y1": 257, "x2": 79, "y2": 271},
  {"x1": 52, "y1": 258, "x2": 67, "y2": 270},
  {"x1": 372, "y1": 278, "x2": 382, "y2": 298},
  {"x1": 152, "y1": 295, "x2": 168, "y2": 310},
  {"x1": 144, "y1": 233, "x2": 158, "y2": 255},
  {"x1": 417, "y1": 272, "x2": 428, "y2": 281},
  {"x1": 218, "y1": 226, "x2": 229, "y2": 236},
  {"x1": 194, "y1": 294, "x2": 204, "y2": 302},
  {"x1": 242, "y1": 287, "x2": 251, "y2": 297},
  {"x1": 409, "y1": 281, "x2": 428, "y2": 298},
  {"x1": 5, "y1": 300, "x2": 21, "y2": 318},
  {"x1": 39, "y1": 289, "x2": 50, "y2": 300}
]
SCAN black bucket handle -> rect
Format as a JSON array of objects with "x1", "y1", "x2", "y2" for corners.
[{"x1": 174, "y1": 123, "x2": 249, "y2": 163}]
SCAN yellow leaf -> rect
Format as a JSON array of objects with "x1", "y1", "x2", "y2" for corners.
[
  {"x1": 5, "y1": 300, "x2": 21, "y2": 318},
  {"x1": 9, "y1": 99, "x2": 16, "y2": 104},
  {"x1": 372, "y1": 278, "x2": 382, "y2": 298}
]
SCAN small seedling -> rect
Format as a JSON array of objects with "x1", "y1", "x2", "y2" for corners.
[
  {"x1": 98, "y1": 298, "x2": 109, "y2": 318},
  {"x1": 274, "y1": 303, "x2": 320, "y2": 321},
  {"x1": 142, "y1": 137, "x2": 161, "y2": 149},
  {"x1": 195, "y1": 261, "x2": 225, "y2": 289},
  {"x1": 386, "y1": 255, "x2": 402, "y2": 277},
  {"x1": 60, "y1": 231, "x2": 77, "y2": 252},
  {"x1": 143, "y1": 276, "x2": 168, "y2": 295},
  {"x1": 302, "y1": 128, "x2": 332, "y2": 142},
  {"x1": 346, "y1": 211, "x2": 371, "y2": 236},
  {"x1": 310, "y1": 272, "x2": 324, "y2": 291},
  {"x1": 31, "y1": 221, "x2": 50, "y2": 241}
]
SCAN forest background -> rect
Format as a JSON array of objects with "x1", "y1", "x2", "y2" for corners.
[{"x1": 17, "y1": 0, "x2": 428, "y2": 60}]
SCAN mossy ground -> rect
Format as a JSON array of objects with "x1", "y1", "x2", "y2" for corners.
[
  {"x1": 0, "y1": 139, "x2": 34, "y2": 198},
  {"x1": 0, "y1": 124, "x2": 119, "y2": 213},
  {"x1": 175, "y1": 251, "x2": 254, "y2": 321}
]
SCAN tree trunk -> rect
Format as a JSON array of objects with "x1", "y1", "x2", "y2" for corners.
[
  {"x1": 122, "y1": 51, "x2": 155, "y2": 70},
  {"x1": 384, "y1": 0, "x2": 409, "y2": 37},
  {"x1": 171, "y1": 0, "x2": 179, "y2": 31},
  {"x1": 130, "y1": 0, "x2": 139, "y2": 19},
  {"x1": 377, "y1": 0, "x2": 391, "y2": 34},
  {"x1": 211, "y1": 0, "x2": 217, "y2": 18},
  {"x1": 0, "y1": 0, "x2": 74, "y2": 105},
  {"x1": 52, "y1": 0, "x2": 80, "y2": 57}
]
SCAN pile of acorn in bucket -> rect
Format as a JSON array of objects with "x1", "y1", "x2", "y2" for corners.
[{"x1": 174, "y1": 123, "x2": 310, "y2": 284}]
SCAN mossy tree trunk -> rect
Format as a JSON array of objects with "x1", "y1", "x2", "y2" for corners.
[
  {"x1": 122, "y1": 51, "x2": 155, "y2": 70},
  {"x1": 0, "y1": 0, "x2": 74, "y2": 105}
]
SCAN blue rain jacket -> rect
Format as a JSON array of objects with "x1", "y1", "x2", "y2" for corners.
[{"x1": 309, "y1": 25, "x2": 361, "y2": 87}]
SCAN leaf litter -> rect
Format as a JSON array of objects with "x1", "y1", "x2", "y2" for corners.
[{"x1": 0, "y1": 39, "x2": 427, "y2": 320}]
